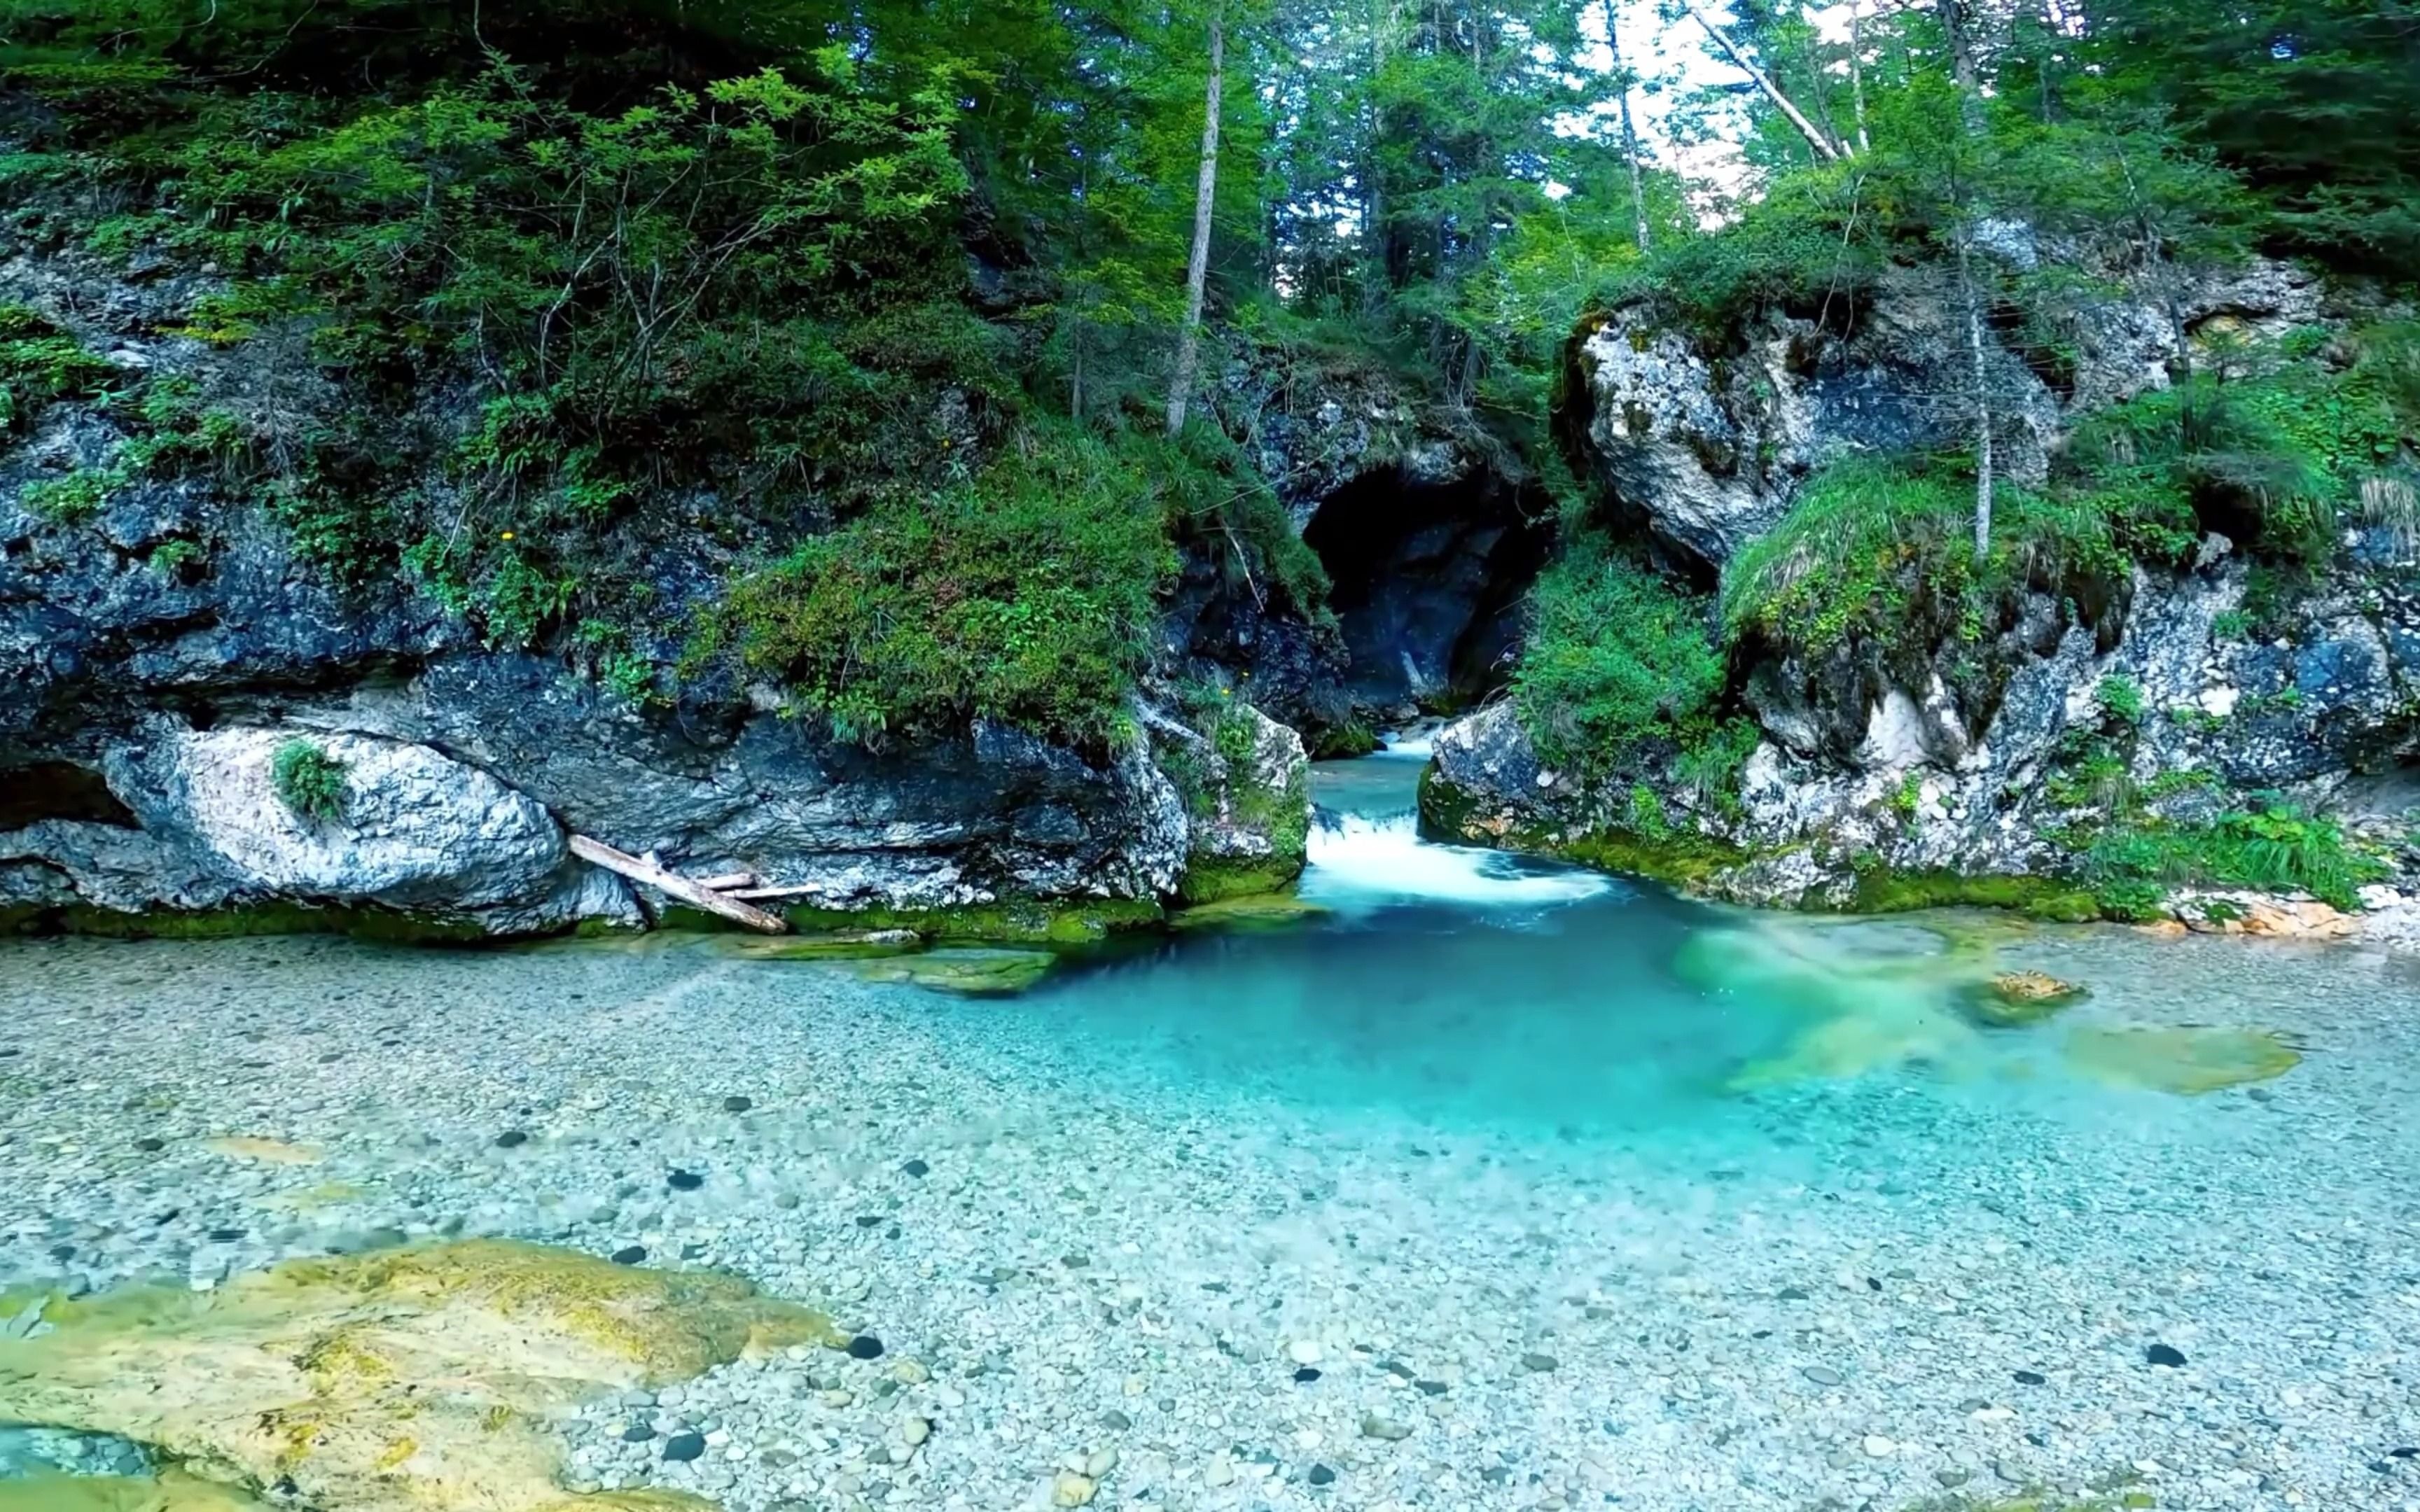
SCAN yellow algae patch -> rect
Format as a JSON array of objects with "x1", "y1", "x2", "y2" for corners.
[
  {"x1": 1727, "y1": 996, "x2": 1982, "y2": 1089},
  {"x1": 0, "y1": 1470, "x2": 272, "y2": 1512},
  {"x1": 0, "y1": 1240, "x2": 847, "y2": 1512},
  {"x1": 202, "y1": 1137, "x2": 323, "y2": 1166},
  {"x1": 2064, "y1": 1026, "x2": 2302, "y2": 1095},
  {"x1": 849, "y1": 948, "x2": 1056, "y2": 996}
]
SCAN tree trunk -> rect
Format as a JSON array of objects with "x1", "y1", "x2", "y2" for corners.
[
  {"x1": 1847, "y1": 0, "x2": 1871, "y2": 153},
  {"x1": 1605, "y1": 0, "x2": 1651, "y2": 251},
  {"x1": 1166, "y1": 3, "x2": 1227, "y2": 437},
  {"x1": 1681, "y1": 0, "x2": 1842, "y2": 162},
  {"x1": 1958, "y1": 232, "x2": 1994, "y2": 566},
  {"x1": 1940, "y1": 0, "x2": 1986, "y2": 136}
]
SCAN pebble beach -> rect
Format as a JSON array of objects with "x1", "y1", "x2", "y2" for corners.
[{"x1": 4, "y1": 915, "x2": 2418, "y2": 1512}]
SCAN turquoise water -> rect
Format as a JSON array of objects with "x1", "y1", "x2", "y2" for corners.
[
  {"x1": 5, "y1": 744, "x2": 2418, "y2": 1509},
  {"x1": 940, "y1": 744, "x2": 2198, "y2": 1140}
]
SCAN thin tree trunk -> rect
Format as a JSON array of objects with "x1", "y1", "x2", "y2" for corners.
[
  {"x1": 1681, "y1": 0, "x2": 1842, "y2": 162},
  {"x1": 1847, "y1": 0, "x2": 1871, "y2": 153},
  {"x1": 1958, "y1": 232, "x2": 1994, "y2": 565},
  {"x1": 1606, "y1": 0, "x2": 1651, "y2": 251},
  {"x1": 1167, "y1": 3, "x2": 1227, "y2": 437},
  {"x1": 1940, "y1": 0, "x2": 1986, "y2": 136}
]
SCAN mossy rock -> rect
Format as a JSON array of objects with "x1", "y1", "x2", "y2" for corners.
[
  {"x1": 1417, "y1": 766, "x2": 1750, "y2": 890},
  {"x1": 847, "y1": 947, "x2": 1056, "y2": 995},
  {"x1": 1966, "y1": 971, "x2": 2090, "y2": 1028},
  {"x1": 1840, "y1": 868, "x2": 2093, "y2": 919},
  {"x1": 1676, "y1": 915, "x2": 1990, "y2": 1089},
  {"x1": 776, "y1": 897, "x2": 1162, "y2": 946},
  {"x1": 1307, "y1": 722, "x2": 1382, "y2": 760},
  {"x1": 1168, "y1": 892, "x2": 1330, "y2": 932},
  {"x1": 0, "y1": 1239, "x2": 841, "y2": 1512},
  {"x1": 1174, "y1": 855, "x2": 1305, "y2": 906},
  {"x1": 2063, "y1": 1026, "x2": 2301, "y2": 1095}
]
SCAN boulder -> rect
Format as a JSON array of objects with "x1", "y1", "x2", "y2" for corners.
[
  {"x1": 1164, "y1": 702, "x2": 1310, "y2": 903},
  {"x1": 4, "y1": 726, "x2": 633, "y2": 934}
]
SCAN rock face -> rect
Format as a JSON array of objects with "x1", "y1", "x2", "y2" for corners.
[
  {"x1": 1573, "y1": 259, "x2": 2324, "y2": 570},
  {"x1": 1428, "y1": 542, "x2": 2420, "y2": 922},
  {"x1": 0, "y1": 474, "x2": 1193, "y2": 935},
  {"x1": 1300, "y1": 469, "x2": 1551, "y2": 714},
  {"x1": 1431, "y1": 254, "x2": 2419, "y2": 932}
]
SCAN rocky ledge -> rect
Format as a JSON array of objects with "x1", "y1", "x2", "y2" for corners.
[{"x1": 1424, "y1": 253, "x2": 2420, "y2": 944}]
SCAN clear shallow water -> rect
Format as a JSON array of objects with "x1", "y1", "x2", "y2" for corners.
[{"x1": 4, "y1": 746, "x2": 2419, "y2": 1510}]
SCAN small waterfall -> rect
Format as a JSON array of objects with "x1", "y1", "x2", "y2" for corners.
[{"x1": 1299, "y1": 804, "x2": 1613, "y2": 911}]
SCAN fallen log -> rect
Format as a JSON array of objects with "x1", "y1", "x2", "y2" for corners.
[{"x1": 566, "y1": 834, "x2": 789, "y2": 934}]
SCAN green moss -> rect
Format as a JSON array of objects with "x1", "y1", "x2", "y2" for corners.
[
  {"x1": 1168, "y1": 892, "x2": 1330, "y2": 932},
  {"x1": 777, "y1": 896, "x2": 1162, "y2": 946},
  {"x1": 1309, "y1": 721, "x2": 1382, "y2": 760},
  {"x1": 1840, "y1": 867, "x2": 2090, "y2": 918},
  {"x1": 43, "y1": 903, "x2": 491, "y2": 944},
  {"x1": 1176, "y1": 854, "x2": 1306, "y2": 906},
  {"x1": 848, "y1": 947, "x2": 1056, "y2": 996},
  {"x1": 271, "y1": 739, "x2": 349, "y2": 823},
  {"x1": 1417, "y1": 765, "x2": 1748, "y2": 890}
]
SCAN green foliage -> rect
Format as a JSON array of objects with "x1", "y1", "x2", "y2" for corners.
[
  {"x1": 1722, "y1": 454, "x2": 2178, "y2": 659},
  {"x1": 1512, "y1": 537, "x2": 1726, "y2": 776},
  {"x1": 2087, "y1": 804, "x2": 2389, "y2": 913},
  {"x1": 2096, "y1": 676, "x2": 2145, "y2": 729},
  {"x1": 690, "y1": 424, "x2": 1176, "y2": 749},
  {"x1": 0, "y1": 304, "x2": 116, "y2": 437},
  {"x1": 18, "y1": 467, "x2": 116, "y2": 523},
  {"x1": 270, "y1": 738, "x2": 349, "y2": 823}
]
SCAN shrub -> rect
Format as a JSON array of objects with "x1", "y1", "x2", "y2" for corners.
[
  {"x1": 690, "y1": 424, "x2": 1176, "y2": 750},
  {"x1": 0, "y1": 304, "x2": 116, "y2": 437},
  {"x1": 272, "y1": 739, "x2": 350, "y2": 823},
  {"x1": 1513, "y1": 539, "x2": 1726, "y2": 775},
  {"x1": 2085, "y1": 804, "x2": 2388, "y2": 912}
]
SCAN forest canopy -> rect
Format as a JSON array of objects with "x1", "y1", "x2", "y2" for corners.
[{"x1": 3, "y1": 1, "x2": 2415, "y2": 748}]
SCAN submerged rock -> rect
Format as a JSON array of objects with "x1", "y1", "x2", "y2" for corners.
[
  {"x1": 848, "y1": 948, "x2": 1057, "y2": 997},
  {"x1": 2064, "y1": 1026, "x2": 2302, "y2": 1094},
  {"x1": 0, "y1": 1238, "x2": 845, "y2": 1512},
  {"x1": 0, "y1": 1471, "x2": 272, "y2": 1512},
  {"x1": 1167, "y1": 892, "x2": 1330, "y2": 932},
  {"x1": 1968, "y1": 971, "x2": 2089, "y2": 1028}
]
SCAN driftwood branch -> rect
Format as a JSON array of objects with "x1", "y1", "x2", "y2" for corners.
[
  {"x1": 567, "y1": 834, "x2": 788, "y2": 933},
  {"x1": 690, "y1": 871, "x2": 758, "y2": 892},
  {"x1": 725, "y1": 883, "x2": 827, "y2": 902}
]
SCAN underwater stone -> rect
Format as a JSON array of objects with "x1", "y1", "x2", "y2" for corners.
[
  {"x1": 2146, "y1": 1343, "x2": 2188, "y2": 1368},
  {"x1": 2064, "y1": 1026, "x2": 2302, "y2": 1095},
  {"x1": 1968, "y1": 971, "x2": 2089, "y2": 1027},
  {"x1": 848, "y1": 948, "x2": 1057, "y2": 997},
  {"x1": 0, "y1": 1238, "x2": 845, "y2": 1512}
]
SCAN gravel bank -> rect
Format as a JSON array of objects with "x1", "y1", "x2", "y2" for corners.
[{"x1": 2, "y1": 926, "x2": 2416, "y2": 1512}]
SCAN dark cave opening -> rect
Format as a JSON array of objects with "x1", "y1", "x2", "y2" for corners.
[
  {"x1": 0, "y1": 762, "x2": 137, "y2": 830},
  {"x1": 1302, "y1": 468, "x2": 1554, "y2": 713}
]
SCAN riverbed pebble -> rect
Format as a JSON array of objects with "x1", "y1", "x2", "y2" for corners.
[{"x1": 0, "y1": 928, "x2": 2412, "y2": 1512}]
